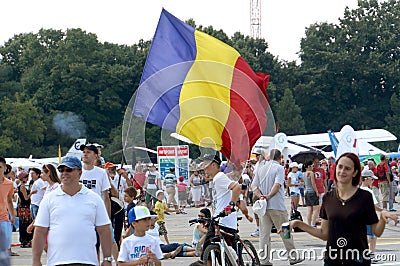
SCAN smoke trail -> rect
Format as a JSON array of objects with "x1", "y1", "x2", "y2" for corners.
[{"x1": 52, "y1": 112, "x2": 86, "y2": 138}]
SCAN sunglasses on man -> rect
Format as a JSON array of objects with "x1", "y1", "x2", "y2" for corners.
[{"x1": 58, "y1": 167, "x2": 76, "y2": 173}]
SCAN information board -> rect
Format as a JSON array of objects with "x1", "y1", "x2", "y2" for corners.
[{"x1": 157, "y1": 145, "x2": 189, "y2": 180}]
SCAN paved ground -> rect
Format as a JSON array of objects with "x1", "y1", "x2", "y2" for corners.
[{"x1": 11, "y1": 196, "x2": 400, "y2": 266}]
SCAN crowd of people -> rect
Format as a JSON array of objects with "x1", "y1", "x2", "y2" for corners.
[{"x1": 1, "y1": 142, "x2": 400, "y2": 265}]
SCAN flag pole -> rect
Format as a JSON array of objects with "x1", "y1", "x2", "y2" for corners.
[{"x1": 58, "y1": 144, "x2": 61, "y2": 164}]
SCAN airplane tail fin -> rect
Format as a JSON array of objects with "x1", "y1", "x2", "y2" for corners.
[
  {"x1": 65, "y1": 138, "x2": 86, "y2": 158},
  {"x1": 335, "y1": 125, "x2": 358, "y2": 159},
  {"x1": 328, "y1": 130, "x2": 339, "y2": 157}
]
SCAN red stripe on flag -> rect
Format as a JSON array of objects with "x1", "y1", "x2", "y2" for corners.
[{"x1": 221, "y1": 57, "x2": 270, "y2": 164}]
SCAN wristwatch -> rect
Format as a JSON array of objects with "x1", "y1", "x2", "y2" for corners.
[{"x1": 103, "y1": 256, "x2": 113, "y2": 262}]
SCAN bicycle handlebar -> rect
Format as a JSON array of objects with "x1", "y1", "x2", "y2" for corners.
[{"x1": 188, "y1": 210, "x2": 233, "y2": 225}]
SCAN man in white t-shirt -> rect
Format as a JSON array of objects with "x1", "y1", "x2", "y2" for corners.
[
  {"x1": 201, "y1": 153, "x2": 241, "y2": 258},
  {"x1": 29, "y1": 168, "x2": 47, "y2": 220},
  {"x1": 252, "y1": 149, "x2": 303, "y2": 265},
  {"x1": 32, "y1": 156, "x2": 112, "y2": 266},
  {"x1": 80, "y1": 144, "x2": 111, "y2": 217},
  {"x1": 80, "y1": 144, "x2": 112, "y2": 255}
]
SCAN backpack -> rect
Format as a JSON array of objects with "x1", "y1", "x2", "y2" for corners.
[
  {"x1": 290, "y1": 202, "x2": 304, "y2": 232},
  {"x1": 376, "y1": 163, "x2": 387, "y2": 181}
]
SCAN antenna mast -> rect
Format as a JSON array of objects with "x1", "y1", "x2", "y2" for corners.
[{"x1": 250, "y1": 0, "x2": 261, "y2": 39}]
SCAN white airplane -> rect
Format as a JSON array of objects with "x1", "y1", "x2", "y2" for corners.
[
  {"x1": 168, "y1": 126, "x2": 397, "y2": 162},
  {"x1": 254, "y1": 127, "x2": 396, "y2": 159},
  {"x1": 6, "y1": 138, "x2": 86, "y2": 170}
]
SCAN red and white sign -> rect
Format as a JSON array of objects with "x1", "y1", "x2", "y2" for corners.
[
  {"x1": 157, "y1": 146, "x2": 176, "y2": 157},
  {"x1": 177, "y1": 146, "x2": 189, "y2": 156}
]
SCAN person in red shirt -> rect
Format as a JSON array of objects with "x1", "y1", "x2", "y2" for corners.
[
  {"x1": 327, "y1": 157, "x2": 336, "y2": 191},
  {"x1": 132, "y1": 164, "x2": 146, "y2": 201},
  {"x1": 312, "y1": 157, "x2": 327, "y2": 224},
  {"x1": 377, "y1": 155, "x2": 391, "y2": 210},
  {"x1": 390, "y1": 157, "x2": 397, "y2": 168}
]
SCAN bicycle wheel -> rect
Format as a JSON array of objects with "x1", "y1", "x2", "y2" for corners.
[
  {"x1": 238, "y1": 240, "x2": 260, "y2": 266},
  {"x1": 202, "y1": 244, "x2": 234, "y2": 266}
]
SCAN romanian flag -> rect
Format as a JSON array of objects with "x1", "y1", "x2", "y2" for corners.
[{"x1": 133, "y1": 9, "x2": 270, "y2": 164}]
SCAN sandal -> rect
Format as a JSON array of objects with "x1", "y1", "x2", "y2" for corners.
[{"x1": 170, "y1": 245, "x2": 183, "y2": 259}]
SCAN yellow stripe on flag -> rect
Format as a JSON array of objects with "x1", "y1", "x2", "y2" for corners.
[{"x1": 177, "y1": 31, "x2": 240, "y2": 149}]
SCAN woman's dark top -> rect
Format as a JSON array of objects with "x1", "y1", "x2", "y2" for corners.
[
  {"x1": 17, "y1": 185, "x2": 31, "y2": 207},
  {"x1": 320, "y1": 188, "x2": 379, "y2": 265}
]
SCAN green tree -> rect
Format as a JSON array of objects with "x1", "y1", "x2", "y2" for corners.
[
  {"x1": 275, "y1": 89, "x2": 306, "y2": 135},
  {"x1": 385, "y1": 92, "x2": 400, "y2": 138},
  {"x1": 296, "y1": 0, "x2": 400, "y2": 136},
  {"x1": 0, "y1": 97, "x2": 46, "y2": 156}
]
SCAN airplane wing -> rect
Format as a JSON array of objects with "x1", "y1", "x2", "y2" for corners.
[
  {"x1": 7, "y1": 138, "x2": 87, "y2": 169},
  {"x1": 287, "y1": 129, "x2": 396, "y2": 147}
]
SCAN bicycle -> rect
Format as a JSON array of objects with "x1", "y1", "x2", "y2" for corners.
[{"x1": 189, "y1": 211, "x2": 260, "y2": 266}]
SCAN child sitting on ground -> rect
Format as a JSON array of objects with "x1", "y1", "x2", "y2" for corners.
[
  {"x1": 154, "y1": 190, "x2": 176, "y2": 244},
  {"x1": 118, "y1": 206, "x2": 162, "y2": 266},
  {"x1": 148, "y1": 211, "x2": 196, "y2": 258},
  {"x1": 192, "y1": 208, "x2": 211, "y2": 256}
]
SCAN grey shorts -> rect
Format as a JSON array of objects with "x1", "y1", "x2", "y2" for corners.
[{"x1": 305, "y1": 191, "x2": 319, "y2": 206}]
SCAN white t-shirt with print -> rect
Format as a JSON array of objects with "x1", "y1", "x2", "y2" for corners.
[
  {"x1": 80, "y1": 166, "x2": 111, "y2": 197},
  {"x1": 145, "y1": 171, "x2": 161, "y2": 190},
  {"x1": 118, "y1": 234, "x2": 163, "y2": 263},
  {"x1": 212, "y1": 172, "x2": 237, "y2": 230}
]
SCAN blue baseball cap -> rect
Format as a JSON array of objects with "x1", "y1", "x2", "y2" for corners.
[
  {"x1": 128, "y1": 206, "x2": 157, "y2": 224},
  {"x1": 58, "y1": 156, "x2": 82, "y2": 170}
]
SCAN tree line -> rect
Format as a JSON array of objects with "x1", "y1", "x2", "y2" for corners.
[{"x1": 1, "y1": 0, "x2": 399, "y2": 161}]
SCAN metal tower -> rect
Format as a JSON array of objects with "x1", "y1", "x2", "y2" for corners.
[{"x1": 250, "y1": 0, "x2": 261, "y2": 39}]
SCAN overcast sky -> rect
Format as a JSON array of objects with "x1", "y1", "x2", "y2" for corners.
[{"x1": 2, "y1": 0, "x2": 360, "y2": 62}]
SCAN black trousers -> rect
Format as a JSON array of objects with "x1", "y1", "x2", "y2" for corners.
[{"x1": 111, "y1": 209, "x2": 125, "y2": 248}]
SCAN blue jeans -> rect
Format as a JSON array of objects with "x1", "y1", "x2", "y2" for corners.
[
  {"x1": 0, "y1": 221, "x2": 11, "y2": 266},
  {"x1": 13, "y1": 217, "x2": 19, "y2": 231},
  {"x1": 30, "y1": 204, "x2": 39, "y2": 220},
  {"x1": 160, "y1": 243, "x2": 184, "y2": 257},
  {"x1": 0, "y1": 221, "x2": 12, "y2": 248}
]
